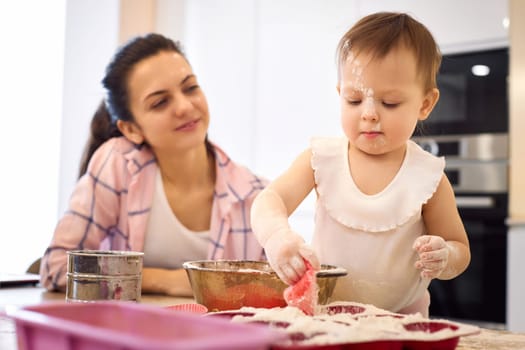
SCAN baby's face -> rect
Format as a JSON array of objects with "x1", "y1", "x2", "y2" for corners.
[{"x1": 338, "y1": 45, "x2": 436, "y2": 157}]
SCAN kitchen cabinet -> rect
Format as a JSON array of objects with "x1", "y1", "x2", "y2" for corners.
[{"x1": 357, "y1": 0, "x2": 508, "y2": 53}]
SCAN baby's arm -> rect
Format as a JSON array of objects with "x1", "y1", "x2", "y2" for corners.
[
  {"x1": 415, "y1": 174, "x2": 471, "y2": 280},
  {"x1": 251, "y1": 149, "x2": 319, "y2": 285}
]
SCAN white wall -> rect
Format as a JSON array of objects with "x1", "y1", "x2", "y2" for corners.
[
  {"x1": 252, "y1": 0, "x2": 358, "y2": 239},
  {"x1": 181, "y1": 0, "x2": 259, "y2": 171},
  {"x1": 0, "y1": 0, "x2": 120, "y2": 274},
  {"x1": 0, "y1": 1, "x2": 66, "y2": 273},
  {"x1": 58, "y1": 0, "x2": 120, "y2": 217}
]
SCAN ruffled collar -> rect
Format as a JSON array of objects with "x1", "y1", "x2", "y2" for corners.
[{"x1": 311, "y1": 138, "x2": 444, "y2": 232}]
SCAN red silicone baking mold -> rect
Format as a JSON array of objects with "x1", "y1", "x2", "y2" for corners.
[{"x1": 210, "y1": 301, "x2": 480, "y2": 350}]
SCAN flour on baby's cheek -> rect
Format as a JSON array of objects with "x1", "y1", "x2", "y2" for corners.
[
  {"x1": 362, "y1": 87, "x2": 376, "y2": 116},
  {"x1": 341, "y1": 53, "x2": 389, "y2": 150},
  {"x1": 342, "y1": 54, "x2": 366, "y2": 93},
  {"x1": 342, "y1": 55, "x2": 378, "y2": 120}
]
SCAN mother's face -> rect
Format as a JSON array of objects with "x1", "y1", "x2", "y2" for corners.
[{"x1": 120, "y1": 51, "x2": 210, "y2": 155}]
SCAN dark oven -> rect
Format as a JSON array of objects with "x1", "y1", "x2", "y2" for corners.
[
  {"x1": 411, "y1": 47, "x2": 509, "y2": 327},
  {"x1": 414, "y1": 134, "x2": 508, "y2": 326},
  {"x1": 413, "y1": 48, "x2": 508, "y2": 136}
]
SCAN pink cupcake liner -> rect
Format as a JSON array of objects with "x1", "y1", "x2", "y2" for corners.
[{"x1": 164, "y1": 303, "x2": 208, "y2": 314}]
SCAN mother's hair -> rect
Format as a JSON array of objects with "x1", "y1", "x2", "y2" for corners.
[{"x1": 78, "y1": 33, "x2": 186, "y2": 178}]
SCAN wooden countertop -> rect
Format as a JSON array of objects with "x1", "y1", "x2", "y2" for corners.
[
  {"x1": 1, "y1": 285, "x2": 525, "y2": 349},
  {"x1": 456, "y1": 328, "x2": 525, "y2": 350}
]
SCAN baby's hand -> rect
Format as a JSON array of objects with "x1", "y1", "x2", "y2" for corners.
[
  {"x1": 264, "y1": 230, "x2": 319, "y2": 285},
  {"x1": 412, "y1": 235, "x2": 449, "y2": 279}
]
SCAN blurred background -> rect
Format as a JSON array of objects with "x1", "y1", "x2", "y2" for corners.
[{"x1": 0, "y1": 0, "x2": 523, "y2": 330}]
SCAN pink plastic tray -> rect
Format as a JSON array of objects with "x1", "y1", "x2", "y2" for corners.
[{"x1": 6, "y1": 301, "x2": 285, "y2": 350}]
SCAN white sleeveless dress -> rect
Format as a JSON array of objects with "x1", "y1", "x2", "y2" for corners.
[{"x1": 310, "y1": 137, "x2": 445, "y2": 312}]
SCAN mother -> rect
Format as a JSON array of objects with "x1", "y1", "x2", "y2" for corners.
[{"x1": 40, "y1": 33, "x2": 267, "y2": 296}]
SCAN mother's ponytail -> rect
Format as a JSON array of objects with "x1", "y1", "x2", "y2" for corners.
[{"x1": 78, "y1": 100, "x2": 122, "y2": 178}]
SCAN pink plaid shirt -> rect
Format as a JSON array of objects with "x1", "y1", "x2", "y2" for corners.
[{"x1": 41, "y1": 137, "x2": 267, "y2": 290}]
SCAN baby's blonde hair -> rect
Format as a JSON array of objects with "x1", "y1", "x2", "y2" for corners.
[{"x1": 336, "y1": 12, "x2": 441, "y2": 92}]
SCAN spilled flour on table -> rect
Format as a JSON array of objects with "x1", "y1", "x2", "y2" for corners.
[{"x1": 229, "y1": 301, "x2": 481, "y2": 346}]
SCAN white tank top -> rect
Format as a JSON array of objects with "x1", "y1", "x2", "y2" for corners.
[
  {"x1": 310, "y1": 137, "x2": 445, "y2": 312},
  {"x1": 143, "y1": 170, "x2": 209, "y2": 269}
]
